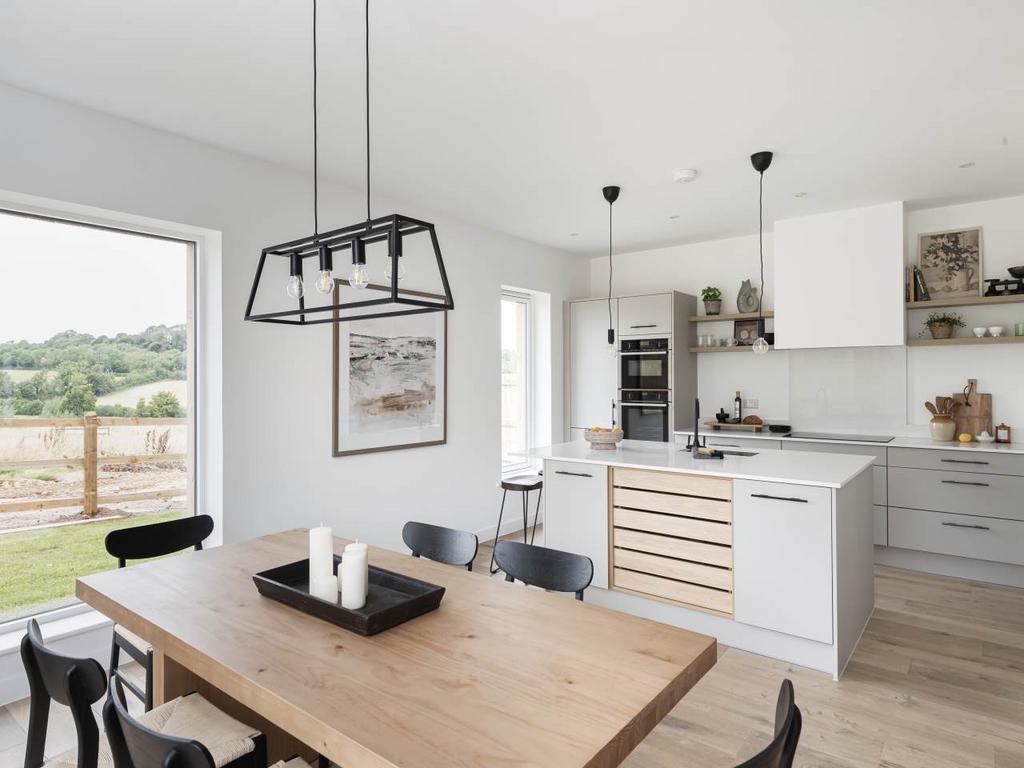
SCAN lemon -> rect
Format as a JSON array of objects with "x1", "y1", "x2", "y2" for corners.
[{"x1": 958, "y1": 433, "x2": 973, "y2": 443}]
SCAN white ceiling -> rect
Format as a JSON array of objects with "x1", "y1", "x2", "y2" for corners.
[{"x1": 2, "y1": 1, "x2": 1023, "y2": 255}]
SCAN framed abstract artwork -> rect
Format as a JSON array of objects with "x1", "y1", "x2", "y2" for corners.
[
  {"x1": 332, "y1": 282, "x2": 447, "y2": 456},
  {"x1": 918, "y1": 227, "x2": 983, "y2": 299}
]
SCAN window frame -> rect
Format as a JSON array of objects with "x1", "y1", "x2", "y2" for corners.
[{"x1": 500, "y1": 289, "x2": 534, "y2": 475}]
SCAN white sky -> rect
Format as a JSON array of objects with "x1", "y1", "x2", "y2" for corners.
[{"x1": 0, "y1": 212, "x2": 188, "y2": 343}]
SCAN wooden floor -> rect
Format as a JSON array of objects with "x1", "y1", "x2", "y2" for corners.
[{"x1": 5, "y1": 536, "x2": 1024, "y2": 768}]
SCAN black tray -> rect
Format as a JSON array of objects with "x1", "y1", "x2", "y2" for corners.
[{"x1": 253, "y1": 555, "x2": 445, "y2": 635}]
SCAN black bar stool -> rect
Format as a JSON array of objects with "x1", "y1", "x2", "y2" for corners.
[{"x1": 489, "y1": 473, "x2": 542, "y2": 575}]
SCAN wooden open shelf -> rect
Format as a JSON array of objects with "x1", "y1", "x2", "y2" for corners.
[
  {"x1": 688, "y1": 310, "x2": 774, "y2": 323},
  {"x1": 907, "y1": 335, "x2": 1024, "y2": 348},
  {"x1": 906, "y1": 294, "x2": 1024, "y2": 310},
  {"x1": 688, "y1": 345, "x2": 775, "y2": 353}
]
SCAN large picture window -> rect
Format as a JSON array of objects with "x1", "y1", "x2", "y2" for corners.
[{"x1": 0, "y1": 209, "x2": 196, "y2": 622}]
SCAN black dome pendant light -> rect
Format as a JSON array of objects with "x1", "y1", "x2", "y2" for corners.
[
  {"x1": 604, "y1": 185, "x2": 621, "y2": 355},
  {"x1": 245, "y1": 0, "x2": 454, "y2": 326},
  {"x1": 750, "y1": 151, "x2": 773, "y2": 355}
]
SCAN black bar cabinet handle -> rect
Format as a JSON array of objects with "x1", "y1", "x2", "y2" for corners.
[
  {"x1": 629, "y1": 324, "x2": 657, "y2": 328},
  {"x1": 941, "y1": 521, "x2": 990, "y2": 531},
  {"x1": 555, "y1": 470, "x2": 593, "y2": 478},
  {"x1": 941, "y1": 479, "x2": 990, "y2": 487},
  {"x1": 940, "y1": 458, "x2": 990, "y2": 465},
  {"x1": 750, "y1": 493, "x2": 808, "y2": 503}
]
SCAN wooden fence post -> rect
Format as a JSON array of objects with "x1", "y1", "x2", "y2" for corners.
[{"x1": 83, "y1": 411, "x2": 98, "y2": 517}]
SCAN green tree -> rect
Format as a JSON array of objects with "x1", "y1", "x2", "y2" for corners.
[
  {"x1": 59, "y1": 383, "x2": 97, "y2": 416},
  {"x1": 146, "y1": 391, "x2": 183, "y2": 418}
]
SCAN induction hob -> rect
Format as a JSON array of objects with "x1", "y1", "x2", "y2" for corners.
[{"x1": 787, "y1": 432, "x2": 894, "y2": 443}]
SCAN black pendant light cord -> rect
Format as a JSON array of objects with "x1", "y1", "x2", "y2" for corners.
[
  {"x1": 758, "y1": 169, "x2": 764, "y2": 320},
  {"x1": 365, "y1": 0, "x2": 371, "y2": 222},
  {"x1": 607, "y1": 202, "x2": 614, "y2": 333},
  {"x1": 312, "y1": 0, "x2": 320, "y2": 236}
]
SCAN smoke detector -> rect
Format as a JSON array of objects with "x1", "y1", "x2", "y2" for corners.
[{"x1": 673, "y1": 169, "x2": 699, "y2": 183}]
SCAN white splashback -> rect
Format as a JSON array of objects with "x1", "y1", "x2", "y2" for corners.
[{"x1": 788, "y1": 347, "x2": 907, "y2": 431}]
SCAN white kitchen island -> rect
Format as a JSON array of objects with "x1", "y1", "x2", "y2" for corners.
[{"x1": 533, "y1": 439, "x2": 875, "y2": 679}]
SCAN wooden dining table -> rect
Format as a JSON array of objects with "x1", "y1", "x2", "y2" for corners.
[{"x1": 77, "y1": 529, "x2": 716, "y2": 768}]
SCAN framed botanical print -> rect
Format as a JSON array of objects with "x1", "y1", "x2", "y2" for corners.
[
  {"x1": 332, "y1": 281, "x2": 447, "y2": 456},
  {"x1": 918, "y1": 227, "x2": 983, "y2": 299}
]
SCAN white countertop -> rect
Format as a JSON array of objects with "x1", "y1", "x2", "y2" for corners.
[
  {"x1": 533, "y1": 439, "x2": 874, "y2": 488},
  {"x1": 674, "y1": 428, "x2": 1024, "y2": 455}
]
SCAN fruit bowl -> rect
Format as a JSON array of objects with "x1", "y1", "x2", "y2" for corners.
[{"x1": 584, "y1": 428, "x2": 623, "y2": 450}]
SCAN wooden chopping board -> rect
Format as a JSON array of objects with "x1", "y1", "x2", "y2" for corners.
[
  {"x1": 952, "y1": 379, "x2": 993, "y2": 437},
  {"x1": 704, "y1": 420, "x2": 765, "y2": 433}
]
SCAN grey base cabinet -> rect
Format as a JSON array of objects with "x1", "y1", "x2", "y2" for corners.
[{"x1": 543, "y1": 460, "x2": 610, "y2": 589}]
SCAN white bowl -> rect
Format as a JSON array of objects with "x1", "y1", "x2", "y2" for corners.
[
  {"x1": 972, "y1": 327, "x2": 987, "y2": 337},
  {"x1": 976, "y1": 432, "x2": 996, "y2": 443},
  {"x1": 988, "y1": 326, "x2": 1005, "y2": 337}
]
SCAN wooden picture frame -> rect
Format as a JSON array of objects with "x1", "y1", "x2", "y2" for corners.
[
  {"x1": 917, "y1": 227, "x2": 983, "y2": 299},
  {"x1": 332, "y1": 281, "x2": 448, "y2": 457}
]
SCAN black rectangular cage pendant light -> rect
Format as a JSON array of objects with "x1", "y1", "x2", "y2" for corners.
[{"x1": 244, "y1": 0, "x2": 454, "y2": 326}]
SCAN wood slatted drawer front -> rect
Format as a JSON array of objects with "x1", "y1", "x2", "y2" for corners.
[
  {"x1": 613, "y1": 528, "x2": 731, "y2": 568},
  {"x1": 613, "y1": 508, "x2": 731, "y2": 545},
  {"x1": 613, "y1": 468, "x2": 732, "y2": 500},
  {"x1": 614, "y1": 568, "x2": 732, "y2": 614},
  {"x1": 614, "y1": 548, "x2": 732, "y2": 590},
  {"x1": 613, "y1": 487, "x2": 731, "y2": 522},
  {"x1": 888, "y1": 447, "x2": 1024, "y2": 476}
]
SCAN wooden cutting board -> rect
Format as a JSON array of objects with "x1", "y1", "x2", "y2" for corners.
[
  {"x1": 952, "y1": 379, "x2": 993, "y2": 437},
  {"x1": 704, "y1": 421, "x2": 765, "y2": 432}
]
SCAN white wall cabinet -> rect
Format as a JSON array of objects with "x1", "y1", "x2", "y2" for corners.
[
  {"x1": 618, "y1": 294, "x2": 672, "y2": 336},
  {"x1": 543, "y1": 460, "x2": 610, "y2": 589},
  {"x1": 774, "y1": 201, "x2": 905, "y2": 349},
  {"x1": 568, "y1": 299, "x2": 618, "y2": 430},
  {"x1": 733, "y1": 479, "x2": 834, "y2": 643}
]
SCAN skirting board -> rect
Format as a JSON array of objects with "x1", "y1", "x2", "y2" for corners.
[{"x1": 875, "y1": 545, "x2": 1024, "y2": 589}]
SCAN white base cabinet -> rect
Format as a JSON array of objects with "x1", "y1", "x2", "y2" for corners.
[
  {"x1": 733, "y1": 480, "x2": 834, "y2": 643},
  {"x1": 543, "y1": 460, "x2": 609, "y2": 589}
]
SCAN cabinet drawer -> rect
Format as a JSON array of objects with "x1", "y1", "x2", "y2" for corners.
[
  {"x1": 613, "y1": 468, "x2": 732, "y2": 500},
  {"x1": 873, "y1": 505, "x2": 888, "y2": 546},
  {"x1": 888, "y1": 507, "x2": 1024, "y2": 566},
  {"x1": 617, "y1": 294, "x2": 672, "y2": 336},
  {"x1": 888, "y1": 467, "x2": 1024, "y2": 521},
  {"x1": 704, "y1": 436, "x2": 782, "y2": 452},
  {"x1": 613, "y1": 528, "x2": 732, "y2": 568},
  {"x1": 613, "y1": 508, "x2": 731, "y2": 545},
  {"x1": 614, "y1": 548, "x2": 732, "y2": 591},
  {"x1": 614, "y1": 568, "x2": 733, "y2": 614},
  {"x1": 781, "y1": 440, "x2": 887, "y2": 466},
  {"x1": 613, "y1": 487, "x2": 731, "y2": 522},
  {"x1": 872, "y1": 466, "x2": 887, "y2": 506},
  {"x1": 888, "y1": 447, "x2": 1024, "y2": 476}
]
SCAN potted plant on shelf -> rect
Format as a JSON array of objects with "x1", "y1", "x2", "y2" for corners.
[
  {"x1": 701, "y1": 286, "x2": 722, "y2": 316},
  {"x1": 923, "y1": 311, "x2": 965, "y2": 340}
]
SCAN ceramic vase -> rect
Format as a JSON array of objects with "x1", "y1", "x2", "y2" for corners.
[{"x1": 929, "y1": 415, "x2": 956, "y2": 442}]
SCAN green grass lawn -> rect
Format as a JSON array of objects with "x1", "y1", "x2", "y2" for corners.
[{"x1": 0, "y1": 512, "x2": 180, "y2": 620}]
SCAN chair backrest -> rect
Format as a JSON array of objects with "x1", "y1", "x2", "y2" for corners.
[
  {"x1": 20, "y1": 619, "x2": 106, "y2": 768},
  {"x1": 402, "y1": 521, "x2": 479, "y2": 571},
  {"x1": 104, "y1": 678, "x2": 215, "y2": 768},
  {"x1": 734, "y1": 679, "x2": 802, "y2": 768},
  {"x1": 105, "y1": 514, "x2": 214, "y2": 567},
  {"x1": 493, "y1": 540, "x2": 593, "y2": 601}
]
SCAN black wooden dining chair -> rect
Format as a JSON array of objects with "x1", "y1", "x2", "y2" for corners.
[
  {"x1": 103, "y1": 677, "x2": 269, "y2": 768},
  {"x1": 104, "y1": 514, "x2": 215, "y2": 710},
  {"x1": 402, "y1": 521, "x2": 479, "y2": 571},
  {"x1": 734, "y1": 679, "x2": 802, "y2": 768},
  {"x1": 493, "y1": 540, "x2": 593, "y2": 601},
  {"x1": 20, "y1": 619, "x2": 108, "y2": 768}
]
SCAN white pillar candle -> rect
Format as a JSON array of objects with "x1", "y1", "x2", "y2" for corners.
[
  {"x1": 341, "y1": 541, "x2": 369, "y2": 610},
  {"x1": 309, "y1": 574, "x2": 338, "y2": 602},
  {"x1": 309, "y1": 525, "x2": 335, "y2": 584}
]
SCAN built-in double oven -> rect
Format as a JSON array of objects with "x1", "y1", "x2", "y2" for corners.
[{"x1": 619, "y1": 337, "x2": 670, "y2": 442}]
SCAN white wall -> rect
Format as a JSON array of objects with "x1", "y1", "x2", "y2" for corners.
[
  {"x1": 0, "y1": 82, "x2": 589, "y2": 550},
  {"x1": 590, "y1": 195, "x2": 1024, "y2": 433}
]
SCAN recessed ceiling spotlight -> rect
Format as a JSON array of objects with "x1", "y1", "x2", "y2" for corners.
[
  {"x1": 959, "y1": 161, "x2": 976, "y2": 169},
  {"x1": 673, "y1": 169, "x2": 699, "y2": 183},
  {"x1": 569, "y1": 232, "x2": 580, "y2": 237},
  {"x1": 794, "y1": 192, "x2": 808, "y2": 198},
  {"x1": 668, "y1": 214, "x2": 680, "y2": 220}
]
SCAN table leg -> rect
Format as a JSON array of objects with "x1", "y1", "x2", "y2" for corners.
[{"x1": 152, "y1": 650, "x2": 318, "y2": 764}]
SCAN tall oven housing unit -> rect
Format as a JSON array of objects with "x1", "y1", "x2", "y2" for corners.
[{"x1": 566, "y1": 291, "x2": 697, "y2": 442}]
